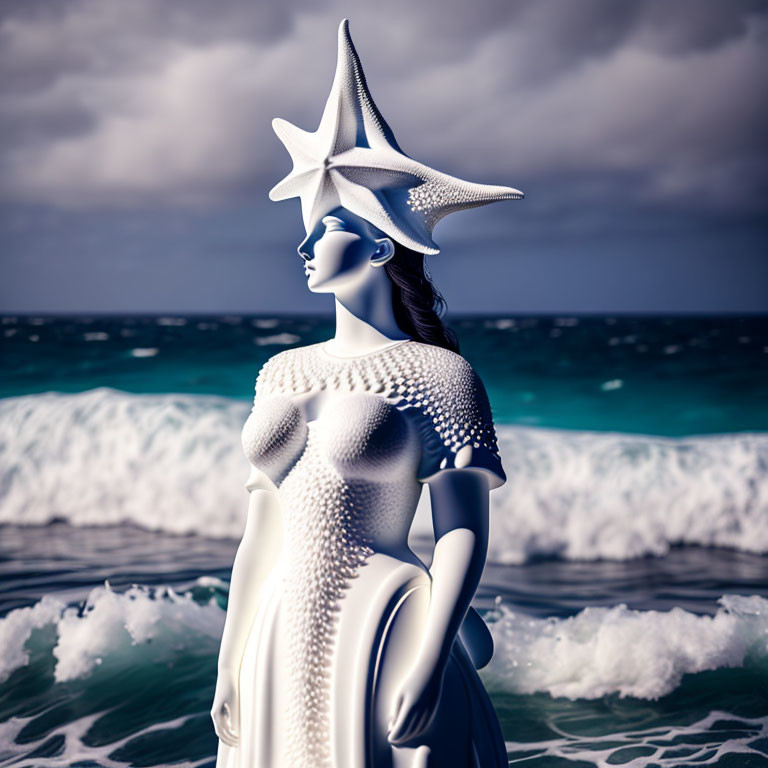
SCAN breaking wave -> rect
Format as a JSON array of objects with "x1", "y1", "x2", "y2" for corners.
[
  {"x1": 1, "y1": 389, "x2": 766, "y2": 562},
  {"x1": 2, "y1": 581, "x2": 766, "y2": 704}
]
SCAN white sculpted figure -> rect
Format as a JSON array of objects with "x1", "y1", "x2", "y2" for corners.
[{"x1": 212, "y1": 18, "x2": 523, "y2": 767}]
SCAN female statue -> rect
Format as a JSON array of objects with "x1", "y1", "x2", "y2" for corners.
[{"x1": 211, "y1": 19, "x2": 523, "y2": 767}]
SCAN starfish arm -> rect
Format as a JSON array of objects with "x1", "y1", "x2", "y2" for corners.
[
  {"x1": 331, "y1": 170, "x2": 439, "y2": 255},
  {"x1": 302, "y1": 170, "x2": 342, "y2": 233},
  {"x1": 336, "y1": 20, "x2": 404, "y2": 154},
  {"x1": 271, "y1": 118, "x2": 322, "y2": 167},
  {"x1": 269, "y1": 168, "x2": 322, "y2": 202},
  {"x1": 330, "y1": 147, "x2": 425, "y2": 189},
  {"x1": 314, "y1": 85, "x2": 349, "y2": 159}
]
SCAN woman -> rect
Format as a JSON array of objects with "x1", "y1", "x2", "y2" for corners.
[{"x1": 211, "y1": 19, "x2": 522, "y2": 768}]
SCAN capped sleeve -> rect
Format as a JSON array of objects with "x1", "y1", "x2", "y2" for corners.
[{"x1": 415, "y1": 355, "x2": 506, "y2": 490}]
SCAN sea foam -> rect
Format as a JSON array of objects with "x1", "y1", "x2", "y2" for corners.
[
  {"x1": 1, "y1": 581, "x2": 766, "y2": 702},
  {"x1": 0, "y1": 582, "x2": 223, "y2": 684},
  {"x1": 1, "y1": 389, "x2": 767, "y2": 562},
  {"x1": 483, "y1": 594, "x2": 768, "y2": 700},
  {"x1": 487, "y1": 425, "x2": 768, "y2": 563}
]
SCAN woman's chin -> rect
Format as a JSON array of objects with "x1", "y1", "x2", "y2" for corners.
[{"x1": 306, "y1": 274, "x2": 340, "y2": 294}]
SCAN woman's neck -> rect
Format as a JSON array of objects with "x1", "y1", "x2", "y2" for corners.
[{"x1": 329, "y1": 275, "x2": 410, "y2": 356}]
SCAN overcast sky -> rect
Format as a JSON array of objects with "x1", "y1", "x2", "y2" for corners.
[{"x1": 1, "y1": 0, "x2": 766, "y2": 314}]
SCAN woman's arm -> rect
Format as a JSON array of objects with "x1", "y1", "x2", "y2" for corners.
[
  {"x1": 388, "y1": 468, "x2": 490, "y2": 745},
  {"x1": 211, "y1": 486, "x2": 283, "y2": 746}
]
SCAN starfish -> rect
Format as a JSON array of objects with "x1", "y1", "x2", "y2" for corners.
[{"x1": 269, "y1": 19, "x2": 523, "y2": 255}]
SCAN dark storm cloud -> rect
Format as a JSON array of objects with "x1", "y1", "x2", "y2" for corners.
[
  {"x1": 1, "y1": 0, "x2": 766, "y2": 212},
  {"x1": 1, "y1": 0, "x2": 766, "y2": 314}
]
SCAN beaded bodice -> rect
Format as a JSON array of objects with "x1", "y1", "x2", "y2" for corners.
[{"x1": 241, "y1": 339, "x2": 505, "y2": 494}]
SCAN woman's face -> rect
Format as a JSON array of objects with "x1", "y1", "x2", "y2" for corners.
[{"x1": 298, "y1": 207, "x2": 394, "y2": 294}]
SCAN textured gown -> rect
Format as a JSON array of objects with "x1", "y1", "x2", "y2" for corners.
[{"x1": 216, "y1": 339, "x2": 508, "y2": 768}]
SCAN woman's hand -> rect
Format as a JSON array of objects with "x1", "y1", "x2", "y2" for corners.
[
  {"x1": 210, "y1": 668, "x2": 240, "y2": 747},
  {"x1": 387, "y1": 659, "x2": 445, "y2": 745}
]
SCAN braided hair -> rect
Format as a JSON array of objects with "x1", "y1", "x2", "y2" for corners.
[{"x1": 384, "y1": 243, "x2": 459, "y2": 354}]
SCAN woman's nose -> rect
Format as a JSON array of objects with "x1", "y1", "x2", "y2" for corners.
[{"x1": 298, "y1": 235, "x2": 313, "y2": 261}]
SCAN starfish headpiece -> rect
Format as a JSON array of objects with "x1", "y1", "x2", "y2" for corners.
[{"x1": 269, "y1": 19, "x2": 523, "y2": 255}]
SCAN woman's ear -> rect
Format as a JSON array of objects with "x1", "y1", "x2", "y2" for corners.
[{"x1": 370, "y1": 237, "x2": 395, "y2": 267}]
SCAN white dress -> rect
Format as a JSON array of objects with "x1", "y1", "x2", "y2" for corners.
[{"x1": 216, "y1": 339, "x2": 507, "y2": 768}]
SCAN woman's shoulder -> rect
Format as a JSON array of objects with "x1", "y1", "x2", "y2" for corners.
[
  {"x1": 402, "y1": 341, "x2": 484, "y2": 387},
  {"x1": 404, "y1": 343, "x2": 505, "y2": 487},
  {"x1": 253, "y1": 343, "x2": 323, "y2": 396},
  {"x1": 387, "y1": 342, "x2": 494, "y2": 426}
]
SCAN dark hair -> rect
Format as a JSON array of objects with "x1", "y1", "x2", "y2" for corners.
[{"x1": 384, "y1": 242, "x2": 460, "y2": 354}]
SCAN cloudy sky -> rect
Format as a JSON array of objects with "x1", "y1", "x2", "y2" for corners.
[{"x1": 1, "y1": 0, "x2": 766, "y2": 314}]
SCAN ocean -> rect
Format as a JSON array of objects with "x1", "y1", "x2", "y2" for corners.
[{"x1": 1, "y1": 313, "x2": 767, "y2": 767}]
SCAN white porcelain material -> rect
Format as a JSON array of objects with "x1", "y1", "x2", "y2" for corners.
[
  {"x1": 213, "y1": 17, "x2": 513, "y2": 768},
  {"x1": 269, "y1": 19, "x2": 523, "y2": 255},
  {"x1": 215, "y1": 340, "x2": 508, "y2": 767}
]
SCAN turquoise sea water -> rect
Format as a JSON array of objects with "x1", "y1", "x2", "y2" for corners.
[
  {"x1": 1, "y1": 314, "x2": 767, "y2": 767},
  {"x1": 3, "y1": 313, "x2": 767, "y2": 434}
]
